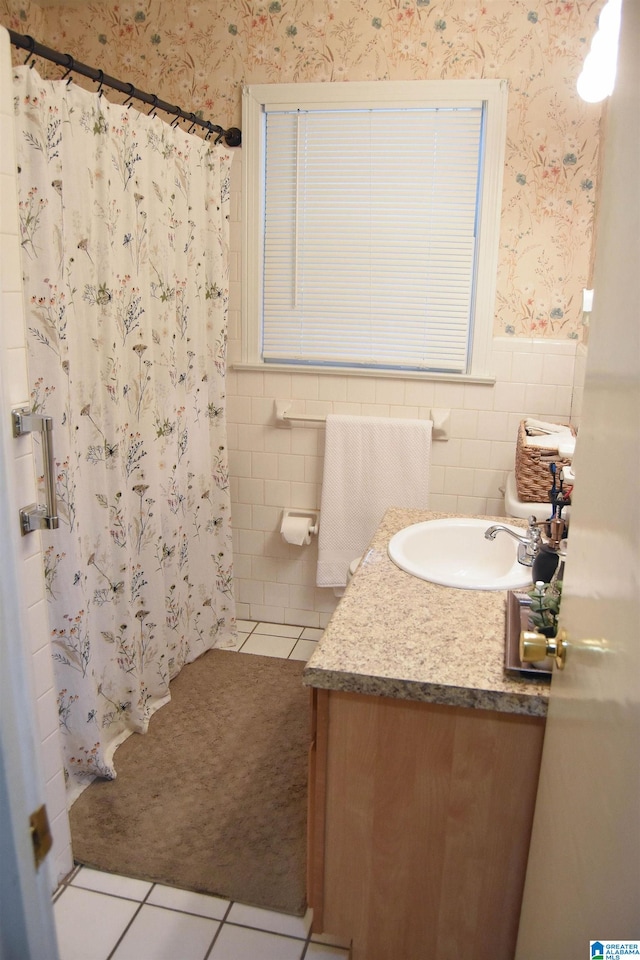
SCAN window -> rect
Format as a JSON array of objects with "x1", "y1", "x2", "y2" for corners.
[{"x1": 242, "y1": 81, "x2": 507, "y2": 379}]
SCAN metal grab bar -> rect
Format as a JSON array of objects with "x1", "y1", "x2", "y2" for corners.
[{"x1": 12, "y1": 407, "x2": 59, "y2": 535}]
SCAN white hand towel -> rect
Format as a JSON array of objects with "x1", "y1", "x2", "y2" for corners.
[{"x1": 316, "y1": 415, "x2": 432, "y2": 588}]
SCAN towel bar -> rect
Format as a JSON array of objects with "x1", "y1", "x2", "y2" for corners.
[{"x1": 275, "y1": 400, "x2": 326, "y2": 425}]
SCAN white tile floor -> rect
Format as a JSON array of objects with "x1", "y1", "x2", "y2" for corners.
[{"x1": 55, "y1": 623, "x2": 350, "y2": 960}]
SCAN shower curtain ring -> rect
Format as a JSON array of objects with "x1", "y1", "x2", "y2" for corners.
[
  {"x1": 23, "y1": 35, "x2": 36, "y2": 66},
  {"x1": 148, "y1": 94, "x2": 158, "y2": 117},
  {"x1": 95, "y1": 69, "x2": 104, "y2": 97},
  {"x1": 60, "y1": 53, "x2": 75, "y2": 81},
  {"x1": 122, "y1": 83, "x2": 135, "y2": 108}
]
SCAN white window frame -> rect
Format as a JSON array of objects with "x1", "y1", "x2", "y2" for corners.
[{"x1": 241, "y1": 80, "x2": 508, "y2": 382}]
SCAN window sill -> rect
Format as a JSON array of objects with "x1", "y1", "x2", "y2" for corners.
[{"x1": 232, "y1": 362, "x2": 496, "y2": 386}]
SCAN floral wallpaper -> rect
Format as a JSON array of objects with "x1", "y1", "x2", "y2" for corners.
[{"x1": 2, "y1": 0, "x2": 604, "y2": 339}]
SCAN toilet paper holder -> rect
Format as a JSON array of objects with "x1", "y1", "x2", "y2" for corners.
[{"x1": 280, "y1": 509, "x2": 319, "y2": 544}]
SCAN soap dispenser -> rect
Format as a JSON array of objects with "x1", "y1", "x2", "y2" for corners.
[{"x1": 532, "y1": 541, "x2": 560, "y2": 583}]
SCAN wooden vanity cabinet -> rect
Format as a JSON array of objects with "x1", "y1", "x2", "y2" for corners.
[{"x1": 307, "y1": 687, "x2": 545, "y2": 960}]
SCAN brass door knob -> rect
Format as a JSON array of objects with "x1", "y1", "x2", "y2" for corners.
[{"x1": 520, "y1": 628, "x2": 567, "y2": 670}]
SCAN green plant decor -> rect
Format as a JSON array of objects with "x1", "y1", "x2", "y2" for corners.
[{"x1": 527, "y1": 579, "x2": 563, "y2": 637}]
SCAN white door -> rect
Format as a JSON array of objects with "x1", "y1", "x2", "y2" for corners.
[
  {"x1": 0, "y1": 433, "x2": 59, "y2": 959},
  {"x1": 516, "y1": 2, "x2": 640, "y2": 956}
]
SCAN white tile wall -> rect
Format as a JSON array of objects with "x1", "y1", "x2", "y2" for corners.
[
  {"x1": 0, "y1": 39, "x2": 73, "y2": 890},
  {"x1": 226, "y1": 154, "x2": 581, "y2": 626}
]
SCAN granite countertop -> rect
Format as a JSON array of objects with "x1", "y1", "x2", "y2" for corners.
[{"x1": 303, "y1": 508, "x2": 550, "y2": 717}]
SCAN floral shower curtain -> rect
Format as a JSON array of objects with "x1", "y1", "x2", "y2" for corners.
[{"x1": 14, "y1": 66, "x2": 236, "y2": 801}]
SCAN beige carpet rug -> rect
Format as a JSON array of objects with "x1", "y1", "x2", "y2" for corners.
[{"x1": 69, "y1": 650, "x2": 309, "y2": 915}]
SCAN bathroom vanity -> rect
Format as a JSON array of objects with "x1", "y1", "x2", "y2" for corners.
[{"x1": 303, "y1": 509, "x2": 550, "y2": 960}]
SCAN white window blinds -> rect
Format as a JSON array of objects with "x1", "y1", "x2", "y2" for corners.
[{"x1": 262, "y1": 105, "x2": 485, "y2": 373}]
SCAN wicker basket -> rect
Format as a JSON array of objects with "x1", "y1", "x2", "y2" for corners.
[{"x1": 514, "y1": 420, "x2": 576, "y2": 503}]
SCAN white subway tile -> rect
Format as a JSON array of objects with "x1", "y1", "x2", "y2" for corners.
[
  {"x1": 252, "y1": 556, "x2": 283, "y2": 581},
  {"x1": 228, "y1": 449, "x2": 251, "y2": 477},
  {"x1": 2, "y1": 292, "x2": 26, "y2": 349},
  {"x1": 428, "y1": 464, "x2": 445, "y2": 493},
  {"x1": 264, "y1": 371, "x2": 293, "y2": 396},
  {"x1": 232, "y1": 553, "x2": 252, "y2": 579},
  {"x1": 237, "y1": 477, "x2": 264, "y2": 504},
  {"x1": 291, "y1": 482, "x2": 319, "y2": 509},
  {"x1": 36, "y1": 687, "x2": 58, "y2": 744},
  {"x1": 292, "y1": 373, "x2": 319, "y2": 399},
  {"x1": 264, "y1": 428, "x2": 292, "y2": 454},
  {"x1": 0, "y1": 235, "x2": 22, "y2": 293},
  {"x1": 463, "y1": 383, "x2": 494, "y2": 411},
  {"x1": 389, "y1": 404, "x2": 420, "y2": 419},
  {"x1": 306, "y1": 400, "x2": 333, "y2": 418},
  {"x1": 319, "y1": 376, "x2": 347, "y2": 401},
  {"x1": 433, "y1": 381, "x2": 465, "y2": 407},
  {"x1": 226, "y1": 394, "x2": 252, "y2": 422},
  {"x1": 555, "y1": 385, "x2": 573, "y2": 417},
  {"x1": 252, "y1": 451, "x2": 279, "y2": 479},
  {"x1": 450, "y1": 408, "x2": 478, "y2": 439},
  {"x1": 492, "y1": 381, "x2": 526, "y2": 413},
  {"x1": 27, "y1": 599, "x2": 50, "y2": 655},
  {"x1": 486, "y1": 497, "x2": 506, "y2": 516},
  {"x1": 428, "y1": 493, "x2": 458, "y2": 511},
  {"x1": 4, "y1": 345, "x2": 29, "y2": 404},
  {"x1": 362, "y1": 402, "x2": 388, "y2": 417},
  {"x1": 289, "y1": 585, "x2": 317, "y2": 610},
  {"x1": 286, "y1": 608, "x2": 322, "y2": 628},
  {"x1": 232, "y1": 501, "x2": 253, "y2": 531},
  {"x1": 0, "y1": 172, "x2": 19, "y2": 235},
  {"x1": 236, "y1": 370, "x2": 264, "y2": 396},
  {"x1": 523, "y1": 383, "x2": 559, "y2": 416},
  {"x1": 512, "y1": 351, "x2": 544, "y2": 384},
  {"x1": 251, "y1": 396, "x2": 276, "y2": 424},
  {"x1": 477, "y1": 410, "x2": 510, "y2": 441},
  {"x1": 264, "y1": 581, "x2": 291, "y2": 607},
  {"x1": 430, "y1": 438, "x2": 461, "y2": 467},
  {"x1": 333, "y1": 401, "x2": 363, "y2": 416},
  {"x1": 32, "y1": 642, "x2": 55, "y2": 700},
  {"x1": 304, "y1": 455, "x2": 322, "y2": 484},
  {"x1": 490, "y1": 440, "x2": 516, "y2": 471},
  {"x1": 491, "y1": 349, "x2": 512, "y2": 382},
  {"x1": 443, "y1": 466, "x2": 475, "y2": 496},
  {"x1": 290, "y1": 428, "x2": 320, "y2": 456},
  {"x1": 237, "y1": 423, "x2": 265, "y2": 451},
  {"x1": 249, "y1": 604, "x2": 285, "y2": 623},
  {"x1": 252, "y1": 504, "x2": 280, "y2": 532},
  {"x1": 460, "y1": 438, "x2": 492, "y2": 469},
  {"x1": 236, "y1": 578, "x2": 264, "y2": 604},
  {"x1": 23, "y1": 552, "x2": 46, "y2": 609},
  {"x1": 472, "y1": 468, "x2": 506, "y2": 499},
  {"x1": 404, "y1": 379, "x2": 436, "y2": 407},
  {"x1": 542, "y1": 353, "x2": 575, "y2": 386},
  {"x1": 457, "y1": 495, "x2": 488, "y2": 514},
  {"x1": 238, "y1": 528, "x2": 265, "y2": 555},
  {"x1": 346, "y1": 378, "x2": 377, "y2": 403},
  {"x1": 277, "y1": 453, "x2": 305, "y2": 482},
  {"x1": 264, "y1": 479, "x2": 291, "y2": 505},
  {"x1": 375, "y1": 379, "x2": 406, "y2": 405}
]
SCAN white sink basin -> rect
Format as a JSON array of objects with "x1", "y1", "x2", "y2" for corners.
[{"x1": 387, "y1": 517, "x2": 533, "y2": 591}]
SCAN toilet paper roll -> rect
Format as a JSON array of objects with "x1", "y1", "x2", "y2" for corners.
[{"x1": 281, "y1": 515, "x2": 313, "y2": 545}]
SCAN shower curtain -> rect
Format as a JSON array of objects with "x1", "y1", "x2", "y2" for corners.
[{"x1": 13, "y1": 66, "x2": 236, "y2": 800}]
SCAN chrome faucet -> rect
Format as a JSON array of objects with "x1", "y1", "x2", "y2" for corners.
[{"x1": 484, "y1": 515, "x2": 543, "y2": 567}]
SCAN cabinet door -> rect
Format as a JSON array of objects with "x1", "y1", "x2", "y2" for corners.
[{"x1": 321, "y1": 692, "x2": 544, "y2": 960}]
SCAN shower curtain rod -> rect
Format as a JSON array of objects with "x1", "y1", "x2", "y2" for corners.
[{"x1": 8, "y1": 29, "x2": 242, "y2": 147}]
